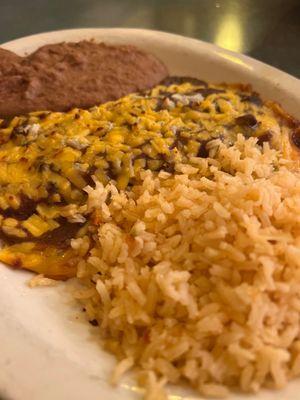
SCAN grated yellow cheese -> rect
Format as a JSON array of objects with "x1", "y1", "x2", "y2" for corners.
[{"x1": 0, "y1": 80, "x2": 297, "y2": 278}]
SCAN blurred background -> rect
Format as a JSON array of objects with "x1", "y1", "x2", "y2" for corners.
[{"x1": 0, "y1": 0, "x2": 299, "y2": 77}]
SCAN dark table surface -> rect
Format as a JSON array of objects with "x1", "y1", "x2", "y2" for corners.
[{"x1": 1, "y1": 0, "x2": 299, "y2": 78}]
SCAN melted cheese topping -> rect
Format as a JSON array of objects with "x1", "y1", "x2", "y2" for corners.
[{"x1": 0, "y1": 81, "x2": 296, "y2": 278}]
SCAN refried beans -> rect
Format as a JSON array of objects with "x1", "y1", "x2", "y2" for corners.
[{"x1": 0, "y1": 41, "x2": 168, "y2": 118}]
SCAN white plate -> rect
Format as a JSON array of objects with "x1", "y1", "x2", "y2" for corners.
[{"x1": 0, "y1": 28, "x2": 299, "y2": 400}]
